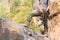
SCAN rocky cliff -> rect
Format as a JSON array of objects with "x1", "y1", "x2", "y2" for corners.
[{"x1": 48, "y1": 0, "x2": 60, "y2": 40}]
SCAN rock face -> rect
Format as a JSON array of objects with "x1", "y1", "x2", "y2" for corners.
[
  {"x1": 48, "y1": 0, "x2": 60, "y2": 40},
  {"x1": 0, "y1": 18, "x2": 49, "y2": 40}
]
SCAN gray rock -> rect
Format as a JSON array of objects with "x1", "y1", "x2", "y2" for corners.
[{"x1": 0, "y1": 18, "x2": 50, "y2": 40}]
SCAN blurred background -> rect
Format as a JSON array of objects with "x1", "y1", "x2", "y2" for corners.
[{"x1": 0, "y1": 0, "x2": 42, "y2": 32}]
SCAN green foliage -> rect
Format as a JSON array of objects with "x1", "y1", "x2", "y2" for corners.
[
  {"x1": 0, "y1": 4, "x2": 10, "y2": 19},
  {"x1": 11, "y1": 0, "x2": 32, "y2": 23}
]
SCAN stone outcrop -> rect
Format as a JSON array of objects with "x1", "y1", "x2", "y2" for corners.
[
  {"x1": 0, "y1": 18, "x2": 49, "y2": 40},
  {"x1": 48, "y1": 0, "x2": 60, "y2": 40}
]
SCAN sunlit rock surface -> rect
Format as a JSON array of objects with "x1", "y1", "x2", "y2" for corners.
[{"x1": 48, "y1": 0, "x2": 60, "y2": 40}]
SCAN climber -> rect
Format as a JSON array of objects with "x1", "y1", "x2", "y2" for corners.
[{"x1": 24, "y1": 0, "x2": 50, "y2": 35}]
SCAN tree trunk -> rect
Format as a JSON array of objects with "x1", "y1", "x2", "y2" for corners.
[{"x1": 48, "y1": 0, "x2": 60, "y2": 40}]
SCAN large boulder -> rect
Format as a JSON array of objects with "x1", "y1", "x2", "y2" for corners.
[{"x1": 0, "y1": 18, "x2": 49, "y2": 40}]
